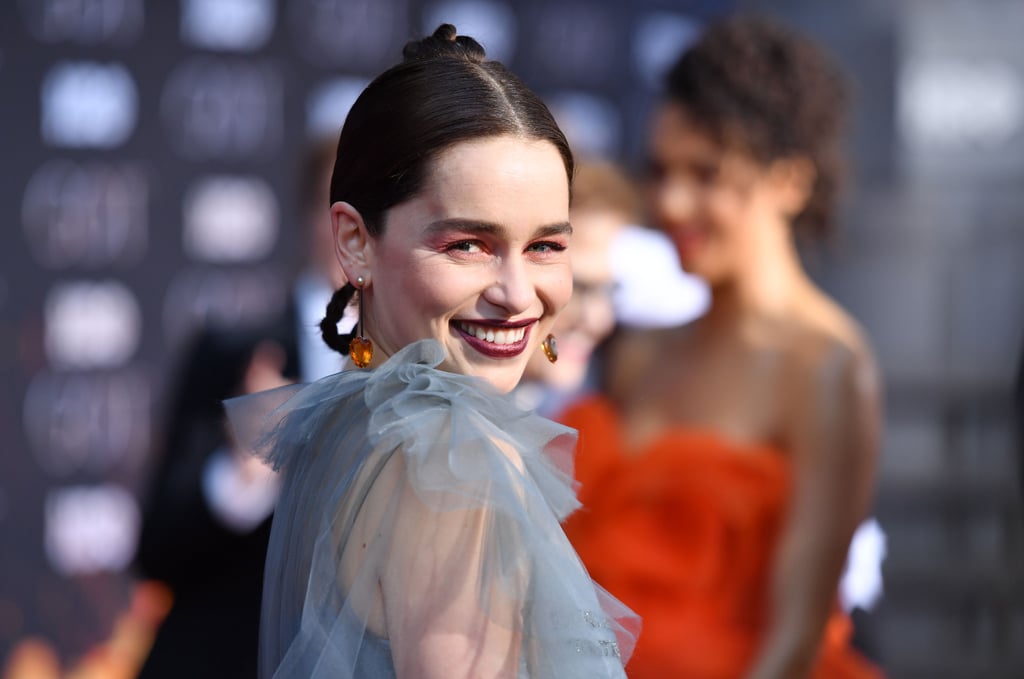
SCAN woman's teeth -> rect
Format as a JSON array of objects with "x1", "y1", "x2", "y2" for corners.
[{"x1": 458, "y1": 322, "x2": 526, "y2": 345}]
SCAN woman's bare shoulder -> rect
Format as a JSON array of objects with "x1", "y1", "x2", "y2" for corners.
[{"x1": 785, "y1": 291, "x2": 880, "y2": 400}]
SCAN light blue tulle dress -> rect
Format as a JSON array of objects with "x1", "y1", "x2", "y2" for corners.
[{"x1": 225, "y1": 340, "x2": 639, "y2": 678}]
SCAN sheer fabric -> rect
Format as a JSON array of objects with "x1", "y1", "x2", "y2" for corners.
[{"x1": 225, "y1": 340, "x2": 638, "y2": 678}]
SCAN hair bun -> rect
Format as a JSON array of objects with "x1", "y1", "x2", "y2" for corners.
[{"x1": 402, "y1": 24, "x2": 486, "y2": 64}]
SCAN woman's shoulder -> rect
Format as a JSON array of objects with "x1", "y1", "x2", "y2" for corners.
[
  {"x1": 782, "y1": 291, "x2": 880, "y2": 409},
  {"x1": 807, "y1": 292, "x2": 873, "y2": 356}
]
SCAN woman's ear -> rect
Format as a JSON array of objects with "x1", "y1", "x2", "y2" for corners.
[
  {"x1": 331, "y1": 201, "x2": 374, "y2": 282},
  {"x1": 769, "y1": 156, "x2": 816, "y2": 219}
]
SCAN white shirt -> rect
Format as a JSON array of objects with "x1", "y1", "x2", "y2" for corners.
[{"x1": 611, "y1": 224, "x2": 710, "y2": 329}]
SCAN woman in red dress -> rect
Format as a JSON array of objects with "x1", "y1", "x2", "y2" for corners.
[{"x1": 563, "y1": 16, "x2": 884, "y2": 679}]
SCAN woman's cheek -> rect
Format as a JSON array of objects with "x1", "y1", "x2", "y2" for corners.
[{"x1": 553, "y1": 266, "x2": 575, "y2": 312}]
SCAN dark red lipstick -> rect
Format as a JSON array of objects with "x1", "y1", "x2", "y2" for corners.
[{"x1": 453, "y1": 319, "x2": 536, "y2": 359}]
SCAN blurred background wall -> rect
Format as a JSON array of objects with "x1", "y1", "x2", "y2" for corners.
[{"x1": 0, "y1": 0, "x2": 1021, "y2": 677}]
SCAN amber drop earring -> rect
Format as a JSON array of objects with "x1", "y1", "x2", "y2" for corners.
[
  {"x1": 541, "y1": 333, "x2": 558, "y2": 363},
  {"x1": 349, "y1": 276, "x2": 373, "y2": 368}
]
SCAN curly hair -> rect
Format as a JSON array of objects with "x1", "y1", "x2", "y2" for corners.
[{"x1": 665, "y1": 15, "x2": 848, "y2": 237}]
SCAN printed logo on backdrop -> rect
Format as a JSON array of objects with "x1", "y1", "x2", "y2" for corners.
[
  {"x1": 421, "y1": 0, "x2": 517, "y2": 63},
  {"x1": 306, "y1": 76, "x2": 372, "y2": 140},
  {"x1": 632, "y1": 12, "x2": 702, "y2": 89},
  {"x1": 24, "y1": 370, "x2": 151, "y2": 477},
  {"x1": 42, "y1": 62, "x2": 138, "y2": 148},
  {"x1": 19, "y1": 0, "x2": 144, "y2": 45},
  {"x1": 288, "y1": 0, "x2": 407, "y2": 69},
  {"x1": 162, "y1": 267, "x2": 289, "y2": 348},
  {"x1": 180, "y1": 0, "x2": 276, "y2": 52},
  {"x1": 546, "y1": 92, "x2": 622, "y2": 160},
  {"x1": 22, "y1": 160, "x2": 148, "y2": 269},
  {"x1": 528, "y1": 3, "x2": 617, "y2": 85},
  {"x1": 44, "y1": 280, "x2": 142, "y2": 370},
  {"x1": 45, "y1": 484, "x2": 140, "y2": 575},
  {"x1": 899, "y1": 58, "x2": 1024, "y2": 151},
  {"x1": 161, "y1": 58, "x2": 283, "y2": 159},
  {"x1": 180, "y1": 0, "x2": 276, "y2": 51},
  {"x1": 183, "y1": 176, "x2": 279, "y2": 263}
]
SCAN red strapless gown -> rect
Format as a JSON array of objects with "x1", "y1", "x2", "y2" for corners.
[{"x1": 561, "y1": 396, "x2": 883, "y2": 679}]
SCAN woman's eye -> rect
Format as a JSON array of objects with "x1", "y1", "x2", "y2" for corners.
[
  {"x1": 447, "y1": 240, "x2": 484, "y2": 254},
  {"x1": 527, "y1": 241, "x2": 567, "y2": 254},
  {"x1": 693, "y1": 162, "x2": 720, "y2": 185},
  {"x1": 647, "y1": 158, "x2": 666, "y2": 181}
]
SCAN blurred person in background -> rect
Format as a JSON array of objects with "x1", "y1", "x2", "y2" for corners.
[
  {"x1": 563, "y1": 15, "x2": 884, "y2": 679},
  {"x1": 133, "y1": 137, "x2": 346, "y2": 679},
  {"x1": 1, "y1": 583, "x2": 172, "y2": 679},
  {"x1": 515, "y1": 159, "x2": 710, "y2": 418},
  {"x1": 514, "y1": 160, "x2": 640, "y2": 417}
]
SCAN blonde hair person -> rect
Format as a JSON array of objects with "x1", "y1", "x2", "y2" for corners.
[{"x1": 517, "y1": 160, "x2": 640, "y2": 414}]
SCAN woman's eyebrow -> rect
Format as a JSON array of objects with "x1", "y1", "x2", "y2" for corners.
[
  {"x1": 534, "y1": 222, "x2": 573, "y2": 238},
  {"x1": 424, "y1": 219, "x2": 573, "y2": 238},
  {"x1": 424, "y1": 218, "x2": 504, "y2": 238}
]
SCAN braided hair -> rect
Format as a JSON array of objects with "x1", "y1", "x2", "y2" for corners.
[{"x1": 319, "y1": 24, "x2": 573, "y2": 355}]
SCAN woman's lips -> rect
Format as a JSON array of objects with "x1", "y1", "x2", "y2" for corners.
[
  {"x1": 454, "y1": 320, "x2": 534, "y2": 359},
  {"x1": 671, "y1": 226, "x2": 707, "y2": 260}
]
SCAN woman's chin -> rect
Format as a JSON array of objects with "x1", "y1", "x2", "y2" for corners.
[
  {"x1": 677, "y1": 255, "x2": 726, "y2": 285},
  {"x1": 478, "y1": 368, "x2": 526, "y2": 394},
  {"x1": 676, "y1": 252, "x2": 709, "y2": 277}
]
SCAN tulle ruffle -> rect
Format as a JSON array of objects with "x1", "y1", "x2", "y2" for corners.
[{"x1": 225, "y1": 340, "x2": 638, "y2": 678}]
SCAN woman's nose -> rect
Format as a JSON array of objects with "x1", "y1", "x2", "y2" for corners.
[
  {"x1": 655, "y1": 177, "x2": 697, "y2": 225},
  {"x1": 484, "y1": 258, "x2": 535, "y2": 314}
]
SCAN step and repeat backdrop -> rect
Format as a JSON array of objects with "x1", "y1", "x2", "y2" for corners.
[{"x1": 0, "y1": 0, "x2": 732, "y2": 664}]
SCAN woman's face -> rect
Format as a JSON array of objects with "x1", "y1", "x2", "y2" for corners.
[
  {"x1": 648, "y1": 102, "x2": 787, "y2": 285},
  {"x1": 523, "y1": 206, "x2": 619, "y2": 392},
  {"x1": 359, "y1": 135, "x2": 573, "y2": 393}
]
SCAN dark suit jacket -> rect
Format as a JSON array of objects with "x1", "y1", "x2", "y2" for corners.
[{"x1": 136, "y1": 313, "x2": 301, "y2": 679}]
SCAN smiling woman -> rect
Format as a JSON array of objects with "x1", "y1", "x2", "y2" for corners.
[
  {"x1": 341, "y1": 136, "x2": 573, "y2": 392},
  {"x1": 224, "y1": 24, "x2": 638, "y2": 679}
]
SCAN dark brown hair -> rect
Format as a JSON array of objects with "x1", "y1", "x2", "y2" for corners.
[
  {"x1": 665, "y1": 15, "x2": 848, "y2": 237},
  {"x1": 320, "y1": 24, "x2": 574, "y2": 355}
]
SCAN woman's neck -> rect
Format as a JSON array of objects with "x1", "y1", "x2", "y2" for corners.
[{"x1": 704, "y1": 227, "x2": 811, "y2": 326}]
